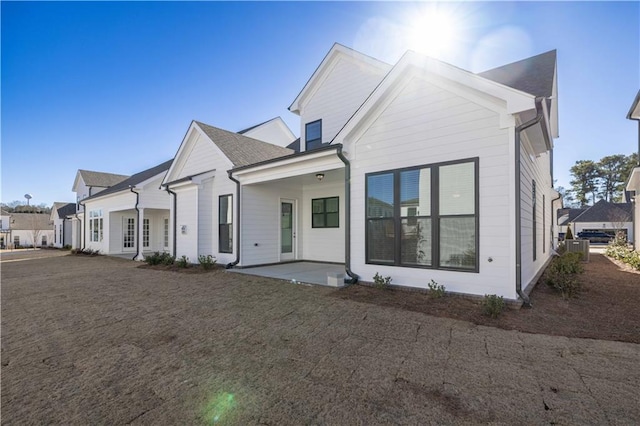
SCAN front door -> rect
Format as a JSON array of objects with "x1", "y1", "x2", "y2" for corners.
[
  {"x1": 123, "y1": 217, "x2": 136, "y2": 252},
  {"x1": 280, "y1": 199, "x2": 296, "y2": 261}
]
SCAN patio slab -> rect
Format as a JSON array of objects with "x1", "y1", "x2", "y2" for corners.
[{"x1": 228, "y1": 261, "x2": 345, "y2": 286}]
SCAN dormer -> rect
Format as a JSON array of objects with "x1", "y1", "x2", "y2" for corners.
[{"x1": 288, "y1": 43, "x2": 391, "y2": 152}]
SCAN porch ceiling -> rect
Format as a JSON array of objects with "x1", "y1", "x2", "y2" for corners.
[{"x1": 246, "y1": 168, "x2": 344, "y2": 187}]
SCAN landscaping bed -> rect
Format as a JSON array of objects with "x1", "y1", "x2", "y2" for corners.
[{"x1": 333, "y1": 253, "x2": 640, "y2": 344}]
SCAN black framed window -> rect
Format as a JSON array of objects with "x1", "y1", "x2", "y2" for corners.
[
  {"x1": 219, "y1": 194, "x2": 233, "y2": 253},
  {"x1": 312, "y1": 197, "x2": 339, "y2": 228},
  {"x1": 305, "y1": 120, "x2": 322, "y2": 151},
  {"x1": 366, "y1": 158, "x2": 478, "y2": 272}
]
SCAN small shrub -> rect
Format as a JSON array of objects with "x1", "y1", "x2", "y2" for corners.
[
  {"x1": 63, "y1": 244, "x2": 72, "y2": 250},
  {"x1": 565, "y1": 227, "x2": 574, "y2": 240},
  {"x1": 482, "y1": 294, "x2": 506, "y2": 318},
  {"x1": 176, "y1": 255, "x2": 190, "y2": 268},
  {"x1": 198, "y1": 254, "x2": 217, "y2": 270},
  {"x1": 605, "y1": 244, "x2": 640, "y2": 270},
  {"x1": 544, "y1": 252, "x2": 584, "y2": 299},
  {"x1": 427, "y1": 279, "x2": 446, "y2": 298},
  {"x1": 145, "y1": 251, "x2": 175, "y2": 266},
  {"x1": 373, "y1": 272, "x2": 392, "y2": 289}
]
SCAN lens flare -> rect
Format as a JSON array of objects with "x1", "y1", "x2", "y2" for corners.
[{"x1": 203, "y1": 392, "x2": 236, "y2": 424}]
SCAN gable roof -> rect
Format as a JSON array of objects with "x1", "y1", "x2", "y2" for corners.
[
  {"x1": 287, "y1": 137, "x2": 301, "y2": 152},
  {"x1": 477, "y1": 50, "x2": 556, "y2": 99},
  {"x1": 57, "y1": 202, "x2": 77, "y2": 218},
  {"x1": 572, "y1": 200, "x2": 632, "y2": 223},
  {"x1": 194, "y1": 121, "x2": 293, "y2": 167},
  {"x1": 288, "y1": 43, "x2": 392, "y2": 114},
  {"x1": 237, "y1": 117, "x2": 274, "y2": 134},
  {"x1": 84, "y1": 160, "x2": 173, "y2": 202},
  {"x1": 628, "y1": 89, "x2": 640, "y2": 120},
  {"x1": 557, "y1": 207, "x2": 587, "y2": 226},
  {"x1": 9, "y1": 213, "x2": 51, "y2": 230},
  {"x1": 76, "y1": 170, "x2": 130, "y2": 189}
]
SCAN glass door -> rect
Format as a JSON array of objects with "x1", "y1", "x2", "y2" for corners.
[{"x1": 280, "y1": 200, "x2": 295, "y2": 261}]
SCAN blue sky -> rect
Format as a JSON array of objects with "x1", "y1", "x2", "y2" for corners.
[{"x1": 2, "y1": 1, "x2": 638, "y2": 207}]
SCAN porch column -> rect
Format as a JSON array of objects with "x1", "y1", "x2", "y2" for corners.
[{"x1": 135, "y1": 208, "x2": 145, "y2": 261}]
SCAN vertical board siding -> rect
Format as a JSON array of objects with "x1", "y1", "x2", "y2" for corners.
[
  {"x1": 349, "y1": 75, "x2": 516, "y2": 298},
  {"x1": 301, "y1": 57, "x2": 386, "y2": 147}
]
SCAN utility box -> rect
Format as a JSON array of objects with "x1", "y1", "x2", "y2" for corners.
[{"x1": 565, "y1": 239, "x2": 590, "y2": 262}]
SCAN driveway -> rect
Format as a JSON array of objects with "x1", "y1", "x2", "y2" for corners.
[{"x1": 2, "y1": 254, "x2": 639, "y2": 424}]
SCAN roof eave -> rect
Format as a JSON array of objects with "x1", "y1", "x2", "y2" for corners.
[{"x1": 627, "y1": 90, "x2": 640, "y2": 120}]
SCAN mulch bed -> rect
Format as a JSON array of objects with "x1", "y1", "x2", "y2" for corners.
[{"x1": 332, "y1": 253, "x2": 640, "y2": 344}]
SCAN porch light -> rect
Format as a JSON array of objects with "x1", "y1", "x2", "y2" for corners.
[{"x1": 316, "y1": 173, "x2": 325, "y2": 181}]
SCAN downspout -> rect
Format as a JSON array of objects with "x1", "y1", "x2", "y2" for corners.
[
  {"x1": 515, "y1": 97, "x2": 546, "y2": 307},
  {"x1": 78, "y1": 200, "x2": 86, "y2": 250},
  {"x1": 225, "y1": 171, "x2": 240, "y2": 269},
  {"x1": 336, "y1": 145, "x2": 359, "y2": 284},
  {"x1": 165, "y1": 186, "x2": 177, "y2": 256},
  {"x1": 551, "y1": 192, "x2": 562, "y2": 250},
  {"x1": 62, "y1": 217, "x2": 66, "y2": 247},
  {"x1": 130, "y1": 186, "x2": 140, "y2": 261}
]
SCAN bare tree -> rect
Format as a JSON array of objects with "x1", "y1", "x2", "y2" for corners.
[
  {"x1": 607, "y1": 206, "x2": 631, "y2": 244},
  {"x1": 30, "y1": 214, "x2": 43, "y2": 250}
]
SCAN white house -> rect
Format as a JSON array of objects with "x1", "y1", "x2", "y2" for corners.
[
  {"x1": 237, "y1": 116, "x2": 296, "y2": 148},
  {"x1": 71, "y1": 169, "x2": 129, "y2": 249},
  {"x1": 81, "y1": 160, "x2": 173, "y2": 259},
  {"x1": 625, "y1": 90, "x2": 640, "y2": 249},
  {"x1": 5, "y1": 213, "x2": 54, "y2": 248},
  {"x1": 161, "y1": 121, "x2": 294, "y2": 264},
  {"x1": 1, "y1": 209, "x2": 11, "y2": 249},
  {"x1": 566, "y1": 200, "x2": 633, "y2": 242},
  {"x1": 223, "y1": 43, "x2": 560, "y2": 303},
  {"x1": 51, "y1": 202, "x2": 76, "y2": 248}
]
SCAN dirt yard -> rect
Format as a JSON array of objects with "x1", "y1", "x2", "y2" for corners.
[
  {"x1": 2, "y1": 252, "x2": 639, "y2": 425},
  {"x1": 336, "y1": 253, "x2": 640, "y2": 344}
]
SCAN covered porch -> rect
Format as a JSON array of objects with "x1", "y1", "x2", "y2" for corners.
[{"x1": 107, "y1": 207, "x2": 170, "y2": 258}]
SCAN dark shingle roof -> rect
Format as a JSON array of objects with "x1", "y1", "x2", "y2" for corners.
[
  {"x1": 9, "y1": 213, "x2": 52, "y2": 230},
  {"x1": 57, "y1": 203, "x2": 77, "y2": 218},
  {"x1": 195, "y1": 121, "x2": 294, "y2": 167},
  {"x1": 477, "y1": 50, "x2": 556, "y2": 99},
  {"x1": 286, "y1": 137, "x2": 301, "y2": 152},
  {"x1": 84, "y1": 160, "x2": 173, "y2": 201},
  {"x1": 78, "y1": 170, "x2": 130, "y2": 188},
  {"x1": 557, "y1": 208, "x2": 587, "y2": 225},
  {"x1": 573, "y1": 200, "x2": 632, "y2": 223}
]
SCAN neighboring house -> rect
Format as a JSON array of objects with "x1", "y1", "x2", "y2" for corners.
[
  {"x1": 6, "y1": 213, "x2": 54, "y2": 248},
  {"x1": 1, "y1": 209, "x2": 11, "y2": 249},
  {"x1": 557, "y1": 207, "x2": 587, "y2": 239},
  {"x1": 50, "y1": 202, "x2": 76, "y2": 248},
  {"x1": 70, "y1": 169, "x2": 130, "y2": 249},
  {"x1": 237, "y1": 116, "x2": 296, "y2": 148},
  {"x1": 161, "y1": 121, "x2": 293, "y2": 264},
  {"x1": 81, "y1": 160, "x2": 173, "y2": 259},
  {"x1": 158, "y1": 43, "x2": 559, "y2": 302},
  {"x1": 564, "y1": 200, "x2": 633, "y2": 242},
  {"x1": 625, "y1": 90, "x2": 640, "y2": 249}
]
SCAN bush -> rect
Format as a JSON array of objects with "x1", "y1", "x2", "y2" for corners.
[
  {"x1": 71, "y1": 248, "x2": 100, "y2": 256},
  {"x1": 198, "y1": 254, "x2": 217, "y2": 270},
  {"x1": 544, "y1": 252, "x2": 584, "y2": 299},
  {"x1": 482, "y1": 294, "x2": 506, "y2": 318},
  {"x1": 373, "y1": 272, "x2": 392, "y2": 289},
  {"x1": 145, "y1": 251, "x2": 175, "y2": 266},
  {"x1": 605, "y1": 244, "x2": 640, "y2": 270},
  {"x1": 176, "y1": 255, "x2": 190, "y2": 268},
  {"x1": 63, "y1": 244, "x2": 72, "y2": 250},
  {"x1": 427, "y1": 279, "x2": 446, "y2": 298}
]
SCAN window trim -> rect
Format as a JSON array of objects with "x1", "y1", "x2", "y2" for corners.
[
  {"x1": 305, "y1": 119, "x2": 322, "y2": 150},
  {"x1": 365, "y1": 157, "x2": 479, "y2": 273},
  {"x1": 89, "y1": 209, "x2": 103, "y2": 242},
  {"x1": 218, "y1": 194, "x2": 233, "y2": 254},
  {"x1": 311, "y1": 196, "x2": 340, "y2": 228}
]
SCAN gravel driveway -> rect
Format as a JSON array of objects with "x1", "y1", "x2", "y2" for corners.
[{"x1": 2, "y1": 252, "x2": 639, "y2": 424}]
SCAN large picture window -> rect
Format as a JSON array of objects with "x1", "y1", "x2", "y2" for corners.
[
  {"x1": 312, "y1": 197, "x2": 339, "y2": 228},
  {"x1": 305, "y1": 120, "x2": 322, "y2": 151},
  {"x1": 219, "y1": 194, "x2": 233, "y2": 253},
  {"x1": 366, "y1": 158, "x2": 478, "y2": 272},
  {"x1": 89, "y1": 210, "x2": 103, "y2": 242}
]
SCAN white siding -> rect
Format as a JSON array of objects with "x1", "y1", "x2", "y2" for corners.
[
  {"x1": 84, "y1": 192, "x2": 137, "y2": 254},
  {"x1": 172, "y1": 133, "x2": 222, "y2": 181},
  {"x1": 301, "y1": 180, "x2": 345, "y2": 262},
  {"x1": 241, "y1": 183, "x2": 303, "y2": 266},
  {"x1": 198, "y1": 178, "x2": 214, "y2": 257},
  {"x1": 300, "y1": 56, "x2": 386, "y2": 150},
  {"x1": 348, "y1": 75, "x2": 517, "y2": 298},
  {"x1": 175, "y1": 186, "x2": 198, "y2": 263},
  {"x1": 139, "y1": 175, "x2": 171, "y2": 210},
  {"x1": 242, "y1": 119, "x2": 295, "y2": 147}
]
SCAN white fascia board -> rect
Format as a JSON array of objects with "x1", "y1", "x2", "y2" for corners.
[
  {"x1": 232, "y1": 148, "x2": 339, "y2": 177},
  {"x1": 83, "y1": 188, "x2": 136, "y2": 205},
  {"x1": 625, "y1": 167, "x2": 640, "y2": 191},
  {"x1": 289, "y1": 44, "x2": 391, "y2": 114},
  {"x1": 135, "y1": 171, "x2": 171, "y2": 191},
  {"x1": 191, "y1": 170, "x2": 216, "y2": 185},
  {"x1": 162, "y1": 122, "x2": 199, "y2": 185},
  {"x1": 232, "y1": 151, "x2": 344, "y2": 185}
]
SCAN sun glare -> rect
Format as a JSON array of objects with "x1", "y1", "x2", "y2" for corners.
[{"x1": 407, "y1": 8, "x2": 457, "y2": 58}]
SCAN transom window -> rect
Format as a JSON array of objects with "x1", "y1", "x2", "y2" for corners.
[
  {"x1": 89, "y1": 210, "x2": 103, "y2": 242},
  {"x1": 312, "y1": 197, "x2": 339, "y2": 228},
  {"x1": 366, "y1": 158, "x2": 478, "y2": 272},
  {"x1": 305, "y1": 119, "x2": 322, "y2": 151}
]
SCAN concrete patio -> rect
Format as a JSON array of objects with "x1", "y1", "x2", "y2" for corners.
[{"x1": 228, "y1": 261, "x2": 346, "y2": 287}]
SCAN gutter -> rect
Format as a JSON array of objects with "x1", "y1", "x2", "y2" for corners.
[
  {"x1": 78, "y1": 200, "x2": 87, "y2": 250},
  {"x1": 514, "y1": 97, "x2": 547, "y2": 307},
  {"x1": 336, "y1": 146, "x2": 359, "y2": 284},
  {"x1": 551, "y1": 192, "x2": 563, "y2": 250},
  {"x1": 225, "y1": 171, "x2": 241, "y2": 269},
  {"x1": 165, "y1": 186, "x2": 178, "y2": 256},
  {"x1": 130, "y1": 186, "x2": 140, "y2": 261}
]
